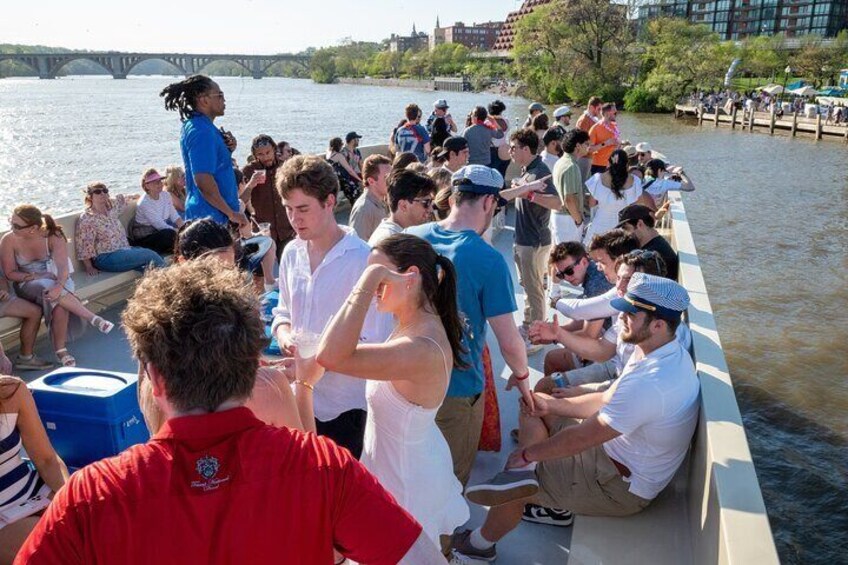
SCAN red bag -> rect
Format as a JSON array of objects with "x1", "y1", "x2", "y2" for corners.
[{"x1": 478, "y1": 345, "x2": 502, "y2": 452}]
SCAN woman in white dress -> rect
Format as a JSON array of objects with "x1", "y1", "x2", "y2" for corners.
[
  {"x1": 313, "y1": 233, "x2": 469, "y2": 548},
  {"x1": 583, "y1": 149, "x2": 656, "y2": 245}
]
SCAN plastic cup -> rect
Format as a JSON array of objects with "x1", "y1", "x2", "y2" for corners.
[
  {"x1": 293, "y1": 330, "x2": 320, "y2": 359},
  {"x1": 254, "y1": 222, "x2": 271, "y2": 237},
  {"x1": 256, "y1": 169, "x2": 267, "y2": 183}
]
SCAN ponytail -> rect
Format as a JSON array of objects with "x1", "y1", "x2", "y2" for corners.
[
  {"x1": 42, "y1": 214, "x2": 66, "y2": 241},
  {"x1": 434, "y1": 255, "x2": 469, "y2": 370},
  {"x1": 608, "y1": 149, "x2": 629, "y2": 199}
]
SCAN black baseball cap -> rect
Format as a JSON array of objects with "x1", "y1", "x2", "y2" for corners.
[
  {"x1": 437, "y1": 136, "x2": 469, "y2": 159},
  {"x1": 616, "y1": 204, "x2": 654, "y2": 228},
  {"x1": 345, "y1": 131, "x2": 363, "y2": 143}
]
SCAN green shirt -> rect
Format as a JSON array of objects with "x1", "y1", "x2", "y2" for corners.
[{"x1": 552, "y1": 153, "x2": 584, "y2": 217}]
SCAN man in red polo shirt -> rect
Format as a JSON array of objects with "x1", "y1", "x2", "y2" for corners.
[{"x1": 16, "y1": 259, "x2": 444, "y2": 565}]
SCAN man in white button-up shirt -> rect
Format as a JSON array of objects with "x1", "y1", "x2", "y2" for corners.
[{"x1": 272, "y1": 155, "x2": 389, "y2": 458}]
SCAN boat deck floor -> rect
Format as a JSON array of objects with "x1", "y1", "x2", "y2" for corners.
[{"x1": 14, "y1": 213, "x2": 693, "y2": 564}]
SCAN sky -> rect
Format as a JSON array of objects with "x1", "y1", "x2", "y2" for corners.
[{"x1": 2, "y1": 0, "x2": 523, "y2": 54}]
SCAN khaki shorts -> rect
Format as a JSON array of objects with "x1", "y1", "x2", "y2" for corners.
[
  {"x1": 436, "y1": 394, "x2": 485, "y2": 488},
  {"x1": 535, "y1": 418, "x2": 651, "y2": 517}
]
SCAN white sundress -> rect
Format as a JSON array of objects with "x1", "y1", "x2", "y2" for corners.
[
  {"x1": 583, "y1": 173, "x2": 644, "y2": 245},
  {"x1": 359, "y1": 336, "x2": 469, "y2": 544}
]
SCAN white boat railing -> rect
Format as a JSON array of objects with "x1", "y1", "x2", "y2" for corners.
[{"x1": 668, "y1": 192, "x2": 780, "y2": 564}]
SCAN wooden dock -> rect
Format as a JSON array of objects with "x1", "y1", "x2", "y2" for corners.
[{"x1": 674, "y1": 104, "x2": 848, "y2": 141}]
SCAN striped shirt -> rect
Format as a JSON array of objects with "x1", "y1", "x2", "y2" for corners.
[{"x1": 0, "y1": 413, "x2": 49, "y2": 518}]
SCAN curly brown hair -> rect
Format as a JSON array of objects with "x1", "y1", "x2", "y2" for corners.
[
  {"x1": 122, "y1": 258, "x2": 264, "y2": 413},
  {"x1": 276, "y1": 154, "x2": 339, "y2": 204}
]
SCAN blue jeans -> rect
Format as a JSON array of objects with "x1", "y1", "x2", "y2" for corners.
[{"x1": 93, "y1": 247, "x2": 165, "y2": 273}]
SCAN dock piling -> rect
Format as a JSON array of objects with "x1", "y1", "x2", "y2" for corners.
[
  {"x1": 791, "y1": 112, "x2": 797, "y2": 137},
  {"x1": 731, "y1": 106, "x2": 737, "y2": 129},
  {"x1": 769, "y1": 107, "x2": 776, "y2": 135},
  {"x1": 714, "y1": 109, "x2": 719, "y2": 127},
  {"x1": 816, "y1": 115, "x2": 823, "y2": 140}
]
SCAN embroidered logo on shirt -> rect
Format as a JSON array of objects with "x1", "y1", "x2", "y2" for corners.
[{"x1": 191, "y1": 454, "x2": 230, "y2": 492}]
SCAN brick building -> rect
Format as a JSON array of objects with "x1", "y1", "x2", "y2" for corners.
[
  {"x1": 492, "y1": 0, "x2": 556, "y2": 53},
  {"x1": 430, "y1": 20, "x2": 504, "y2": 51}
]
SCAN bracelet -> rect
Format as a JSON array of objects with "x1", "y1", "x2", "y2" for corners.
[
  {"x1": 515, "y1": 371, "x2": 530, "y2": 382},
  {"x1": 294, "y1": 380, "x2": 314, "y2": 391},
  {"x1": 345, "y1": 297, "x2": 371, "y2": 310}
]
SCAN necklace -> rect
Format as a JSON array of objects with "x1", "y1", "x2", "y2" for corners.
[{"x1": 600, "y1": 119, "x2": 620, "y2": 138}]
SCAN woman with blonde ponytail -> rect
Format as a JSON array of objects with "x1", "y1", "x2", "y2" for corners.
[
  {"x1": 311, "y1": 233, "x2": 469, "y2": 548},
  {"x1": 0, "y1": 205, "x2": 114, "y2": 367}
]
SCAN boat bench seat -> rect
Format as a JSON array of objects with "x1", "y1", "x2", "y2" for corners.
[{"x1": 569, "y1": 455, "x2": 693, "y2": 563}]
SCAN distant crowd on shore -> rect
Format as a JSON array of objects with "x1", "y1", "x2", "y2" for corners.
[
  {"x1": 688, "y1": 88, "x2": 847, "y2": 123},
  {"x1": 2, "y1": 74, "x2": 701, "y2": 564}
]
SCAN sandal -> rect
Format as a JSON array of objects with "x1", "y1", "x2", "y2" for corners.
[
  {"x1": 55, "y1": 349, "x2": 76, "y2": 367},
  {"x1": 90, "y1": 315, "x2": 114, "y2": 334}
]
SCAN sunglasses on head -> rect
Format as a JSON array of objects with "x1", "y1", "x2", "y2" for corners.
[
  {"x1": 627, "y1": 249, "x2": 663, "y2": 273},
  {"x1": 89, "y1": 188, "x2": 109, "y2": 196},
  {"x1": 555, "y1": 257, "x2": 583, "y2": 278}
]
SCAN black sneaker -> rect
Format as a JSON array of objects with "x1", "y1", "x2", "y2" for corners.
[
  {"x1": 522, "y1": 503, "x2": 574, "y2": 527},
  {"x1": 450, "y1": 529, "x2": 497, "y2": 562}
]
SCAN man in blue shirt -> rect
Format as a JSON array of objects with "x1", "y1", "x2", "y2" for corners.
[
  {"x1": 407, "y1": 165, "x2": 532, "y2": 488},
  {"x1": 393, "y1": 104, "x2": 431, "y2": 163},
  {"x1": 160, "y1": 75, "x2": 247, "y2": 228}
]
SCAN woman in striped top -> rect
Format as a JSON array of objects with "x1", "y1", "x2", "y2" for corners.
[{"x1": 0, "y1": 377, "x2": 67, "y2": 563}]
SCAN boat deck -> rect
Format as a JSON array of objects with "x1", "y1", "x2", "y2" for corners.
[{"x1": 14, "y1": 208, "x2": 695, "y2": 564}]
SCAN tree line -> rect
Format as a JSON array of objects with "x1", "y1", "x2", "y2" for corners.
[{"x1": 511, "y1": 1, "x2": 848, "y2": 112}]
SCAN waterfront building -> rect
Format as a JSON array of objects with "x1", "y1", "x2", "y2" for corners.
[
  {"x1": 637, "y1": 0, "x2": 848, "y2": 39},
  {"x1": 430, "y1": 19, "x2": 504, "y2": 51},
  {"x1": 492, "y1": 0, "x2": 555, "y2": 53},
  {"x1": 389, "y1": 23, "x2": 430, "y2": 53}
]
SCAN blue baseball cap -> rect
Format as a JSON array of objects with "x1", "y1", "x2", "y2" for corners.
[
  {"x1": 451, "y1": 165, "x2": 507, "y2": 207},
  {"x1": 611, "y1": 272, "x2": 690, "y2": 321}
]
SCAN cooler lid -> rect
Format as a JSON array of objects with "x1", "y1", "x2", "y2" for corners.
[{"x1": 39, "y1": 370, "x2": 133, "y2": 395}]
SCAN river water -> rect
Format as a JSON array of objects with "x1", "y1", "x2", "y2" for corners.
[{"x1": 0, "y1": 76, "x2": 845, "y2": 563}]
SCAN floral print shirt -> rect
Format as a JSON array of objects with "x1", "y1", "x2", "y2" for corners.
[{"x1": 75, "y1": 195, "x2": 130, "y2": 260}]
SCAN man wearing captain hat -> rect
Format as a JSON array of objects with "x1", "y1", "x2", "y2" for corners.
[
  {"x1": 455, "y1": 272, "x2": 700, "y2": 561},
  {"x1": 407, "y1": 165, "x2": 533, "y2": 489},
  {"x1": 426, "y1": 98, "x2": 457, "y2": 149},
  {"x1": 553, "y1": 105, "x2": 573, "y2": 135}
]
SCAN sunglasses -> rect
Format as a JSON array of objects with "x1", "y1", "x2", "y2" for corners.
[
  {"x1": 9, "y1": 219, "x2": 32, "y2": 231},
  {"x1": 555, "y1": 258, "x2": 582, "y2": 278},
  {"x1": 413, "y1": 198, "x2": 435, "y2": 209},
  {"x1": 627, "y1": 249, "x2": 663, "y2": 273},
  {"x1": 89, "y1": 188, "x2": 109, "y2": 196}
]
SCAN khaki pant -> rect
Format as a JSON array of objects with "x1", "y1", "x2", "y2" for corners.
[
  {"x1": 535, "y1": 418, "x2": 651, "y2": 516},
  {"x1": 514, "y1": 244, "x2": 550, "y2": 327},
  {"x1": 436, "y1": 394, "x2": 485, "y2": 488}
]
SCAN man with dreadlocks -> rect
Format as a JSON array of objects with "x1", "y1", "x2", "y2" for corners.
[{"x1": 160, "y1": 75, "x2": 248, "y2": 229}]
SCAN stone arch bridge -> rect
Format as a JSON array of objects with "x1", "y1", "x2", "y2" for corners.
[{"x1": 0, "y1": 52, "x2": 311, "y2": 79}]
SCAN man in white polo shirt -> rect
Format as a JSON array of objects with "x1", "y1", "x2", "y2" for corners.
[{"x1": 452, "y1": 273, "x2": 700, "y2": 562}]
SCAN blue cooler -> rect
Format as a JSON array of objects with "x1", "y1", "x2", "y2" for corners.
[
  {"x1": 28, "y1": 368, "x2": 150, "y2": 468},
  {"x1": 261, "y1": 290, "x2": 279, "y2": 323}
]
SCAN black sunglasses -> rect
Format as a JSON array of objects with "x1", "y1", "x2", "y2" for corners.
[
  {"x1": 413, "y1": 198, "x2": 435, "y2": 209},
  {"x1": 555, "y1": 258, "x2": 582, "y2": 278},
  {"x1": 89, "y1": 188, "x2": 109, "y2": 196},
  {"x1": 9, "y1": 219, "x2": 32, "y2": 231},
  {"x1": 626, "y1": 249, "x2": 663, "y2": 274}
]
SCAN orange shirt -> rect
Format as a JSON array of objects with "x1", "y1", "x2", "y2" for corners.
[
  {"x1": 576, "y1": 111, "x2": 598, "y2": 133},
  {"x1": 589, "y1": 121, "x2": 619, "y2": 167}
]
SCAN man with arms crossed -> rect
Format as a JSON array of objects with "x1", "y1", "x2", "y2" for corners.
[
  {"x1": 407, "y1": 165, "x2": 534, "y2": 488},
  {"x1": 271, "y1": 155, "x2": 386, "y2": 459},
  {"x1": 160, "y1": 75, "x2": 248, "y2": 229},
  {"x1": 348, "y1": 154, "x2": 393, "y2": 241},
  {"x1": 16, "y1": 259, "x2": 445, "y2": 564},
  {"x1": 454, "y1": 273, "x2": 699, "y2": 561}
]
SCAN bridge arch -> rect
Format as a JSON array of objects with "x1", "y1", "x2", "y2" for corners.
[
  {"x1": 50, "y1": 56, "x2": 112, "y2": 77},
  {"x1": 124, "y1": 56, "x2": 187, "y2": 76},
  {"x1": 0, "y1": 55, "x2": 40, "y2": 77},
  {"x1": 194, "y1": 56, "x2": 253, "y2": 76}
]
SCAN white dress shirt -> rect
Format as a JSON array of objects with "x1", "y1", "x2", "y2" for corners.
[{"x1": 271, "y1": 226, "x2": 392, "y2": 421}]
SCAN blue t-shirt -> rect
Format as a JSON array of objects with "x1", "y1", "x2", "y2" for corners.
[
  {"x1": 393, "y1": 123, "x2": 431, "y2": 163},
  {"x1": 406, "y1": 223, "x2": 517, "y2": 397},
  {"x1": 180, "y1": 113, "x2": 239, "y2": 224}
]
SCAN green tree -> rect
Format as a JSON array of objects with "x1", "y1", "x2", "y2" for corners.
[
  {"x1": 639, "y1": 18, "x2": 737, "y2": 110},
  {"x1": 310, "y1": 48, "x2": 336, "y2": 83},
  {"x1": 789, "y1": 34, "x2": 843, "y2": 87},
  {"x1": 738, "y1": 34, "x2": 787, "y2": 80},
  {"x1": 512, "y1": 0, "x2": 632, "y2": 103}
]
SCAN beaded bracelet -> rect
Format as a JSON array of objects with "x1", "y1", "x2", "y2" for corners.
[{"x1": 294, "y1": 380, "x2": 314, "y2": 391}]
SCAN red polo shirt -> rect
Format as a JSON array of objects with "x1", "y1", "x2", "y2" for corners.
[{"x1": 16, "y1": 408, "x2": 421, "y2": 564}]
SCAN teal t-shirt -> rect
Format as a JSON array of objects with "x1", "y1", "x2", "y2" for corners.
[{"x1": 405, "y1": 223, "x2": 517, "y2": 397}]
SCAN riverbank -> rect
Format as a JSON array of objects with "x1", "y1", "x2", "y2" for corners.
[{"x1": 336, "y1": 76, "x2": 471, "y2": 93}]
